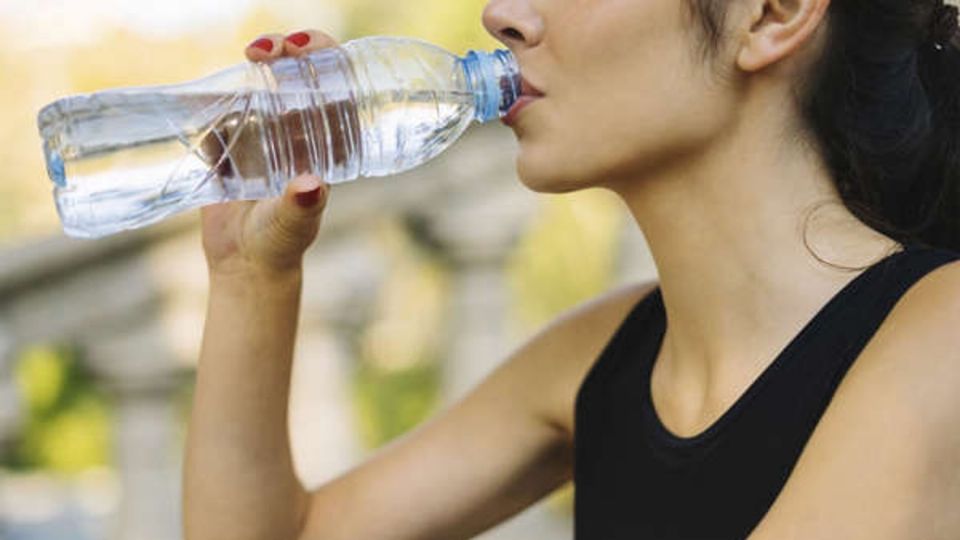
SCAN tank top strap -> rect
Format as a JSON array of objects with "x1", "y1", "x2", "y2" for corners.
[
  {"x1": 574, "y1": 284, "x2": 664, "y2": 414},
  {"x1": 832, "y1": 242, "x2": 960, "y2": 360}
]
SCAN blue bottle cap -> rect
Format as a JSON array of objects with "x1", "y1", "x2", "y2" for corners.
[{"x1": 462, "y1": 49, "x2": 521, "y2": 123}]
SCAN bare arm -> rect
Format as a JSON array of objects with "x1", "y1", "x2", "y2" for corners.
[
  {"x1": 184, "y1": 259, "x2": 653, "y2": 540},
  {"x1": 183, "y1": 269, "x2": 311, "y2": 540},
  {"x1": 183, "y1": 30, "x2": 332, "y2": 537}
]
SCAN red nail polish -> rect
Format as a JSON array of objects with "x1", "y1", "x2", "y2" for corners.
[
  {"x1": 295, "y1": 187, "x2": 323, "y2": 208},
  {"x1": 249, "y1": 38, "x2": 274, "y2": 53},
  {"x1": 285, "y1": 32, "x2": 311, "y2": 48}
]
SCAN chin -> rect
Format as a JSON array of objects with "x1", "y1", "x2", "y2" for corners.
[{"x1": 514, "y1": 148, "x2": 603, "y2": 195}]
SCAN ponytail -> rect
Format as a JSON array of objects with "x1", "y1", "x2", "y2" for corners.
[{"x1": 914, "y1": 2, "x2": 960, "y2": 248}]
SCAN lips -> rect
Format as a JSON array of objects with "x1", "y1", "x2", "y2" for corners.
[
  {"x1": 520, "y1": 77, "x2": 545, "y2": 98},
  {"x1": 502, "y1": 76, "x2": 545, "y2": 126}
]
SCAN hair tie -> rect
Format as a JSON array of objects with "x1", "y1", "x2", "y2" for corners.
[{"x1": 930, "y1": 0, "x2": 960, "y2": 51}]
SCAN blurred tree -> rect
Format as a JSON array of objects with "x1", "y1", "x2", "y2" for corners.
[
  {"x1": 353, "y1": 362, "x2": 439, "y2": 449},
  {"x1": 4, "y1": 345, "x2": 112, "y2": 473},
  {"x1": 352, "y1": 218, "x2": 448, "y2": 448},
  {"x1": 508, "y1": 190, "x2": 624, "y2": 334},
  {"x1": 335, "y1": 0, "x2": 496, "y2": 50}
]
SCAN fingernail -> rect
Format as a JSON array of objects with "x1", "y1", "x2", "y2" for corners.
[
  {"x1": 285, "y1": 32, "x2": 311, "y2": 48},
  {"x1": 249, "y1": 37, "x2": 274, "y2": 53},
  {"x1": 295, "y1": 187, "x2": 323, "y2": 208}
]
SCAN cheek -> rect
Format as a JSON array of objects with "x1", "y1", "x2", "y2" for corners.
[
  {"x1": 516, "y1": 79, "x2": 714, "y2": 192},
  {"x1": 517, "y1": 112, "x2": 660, "y2": 191}
]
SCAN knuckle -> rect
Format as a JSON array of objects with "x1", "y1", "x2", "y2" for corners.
[
  {"x1": 309, "y1": 30, "x2": 339, "y2": 46},
  {"x1": 300, "y1": 30, "x2": 337, "y2": 49}
]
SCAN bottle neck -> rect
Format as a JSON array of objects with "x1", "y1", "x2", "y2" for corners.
[{"x1": 461, "y1": 49, "x2": 521, "y2": 123}]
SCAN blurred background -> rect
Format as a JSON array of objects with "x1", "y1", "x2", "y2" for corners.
[{"x1": 0, "y1": 0, "x2": 657, "y2": 538}]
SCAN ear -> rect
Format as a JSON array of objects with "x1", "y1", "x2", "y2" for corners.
[{"x1": 736, "y1": 0, "x2": 831, "y2": 72}]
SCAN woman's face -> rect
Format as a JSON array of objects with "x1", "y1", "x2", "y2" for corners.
[{"x1": 482, "y1": 0, "x2": 741, "y2": 193}]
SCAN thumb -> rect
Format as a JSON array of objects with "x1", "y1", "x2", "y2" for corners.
[
  {"x1": 252, "y1": 174, "x2": 330, "y2": 252},
  {"x1": 286, "y1": 173, "x2": 329, "y2": 217},
  {"x1": 276, "y1": 173, "x2": 329, "y2": 234}
]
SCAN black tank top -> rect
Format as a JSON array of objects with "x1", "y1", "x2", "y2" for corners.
[{"x1": 573, "y1": 243, "x2": 960, "y2": 540}]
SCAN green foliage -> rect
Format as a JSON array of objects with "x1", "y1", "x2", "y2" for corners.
[
  {"x1": 3, "y1": 346, "x2": 112, "y2": 473},
  {"x1": 508, "y1": 191, "x2": 624, "y2": 330},
  {"x1": 17, "y1": 346, "x2": 66, "y2": 415},
  {"x1": 351, "y1": 361, "x2": 440, "y2": 449},
  {"x1": 347, "y1": 219, "x2": 447, "y2": 450}
]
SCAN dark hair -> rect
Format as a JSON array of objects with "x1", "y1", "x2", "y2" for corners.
[{"x1": 684, "y1": 0, "x2": 960, "y2": 255}]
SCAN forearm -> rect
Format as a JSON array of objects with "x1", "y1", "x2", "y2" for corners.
[{"x1": 183, "y1": 268, "x2": 310, "y2": 540}]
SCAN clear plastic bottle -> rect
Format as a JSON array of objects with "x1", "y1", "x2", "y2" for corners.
[{"x1": 37, "y1": 36, "x2": 521, "y2": 239}]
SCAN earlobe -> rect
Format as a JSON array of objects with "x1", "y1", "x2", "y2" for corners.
[
  {"x1": 737, "y1": 28, "x2": 777, "y2": 72},
  {"x1": 735, "y1": 0, "x2": 830, "y2": 73}
]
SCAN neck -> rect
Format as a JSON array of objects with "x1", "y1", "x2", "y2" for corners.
[{"x1": 605, "y1": 90, "x2": 902, "y2": 395}]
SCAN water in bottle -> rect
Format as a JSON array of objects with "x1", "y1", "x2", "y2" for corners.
[{"x1": 37, "y1": 36, "x2": 521, "y2": 238}]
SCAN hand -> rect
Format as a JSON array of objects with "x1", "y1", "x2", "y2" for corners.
[{"x1": 200, "y1": 30, "x2": 340, "y2": 279}]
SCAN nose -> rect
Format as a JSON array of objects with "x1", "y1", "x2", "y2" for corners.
[{"x1": 482, "y1": 0, "x2": 544, "y2": 50}]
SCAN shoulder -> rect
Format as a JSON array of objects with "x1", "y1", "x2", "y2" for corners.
[
  {"x1": 747, "y1": 258, "x2": 960, "y2": 539},
  {"x1": 517, "y1": 279, "x2": 659, "y2": 365},
  {"x1": 899, "y1": 254, "x2": 960, "y2": 320},
  {"x1": 514, "y1": 280, "x2": 659, "y2": 438},
  {"x1": 543, "y1": 280, "x2": 659, "y2": 345},
  {"x1": 867, "y1": 256, "x2": 960, "y2": 365},
  {"x1": 854, "y1": 255, "x2": 960, "y2": 446}
]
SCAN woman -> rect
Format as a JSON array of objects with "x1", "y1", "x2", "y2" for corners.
[{"x1": 183, "y1": 0, "x2": 960, "y2": 538}]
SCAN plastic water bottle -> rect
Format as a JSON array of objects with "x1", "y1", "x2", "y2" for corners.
[{"x1": 36, "y1": 36, "x2": 521, "y2": 239}]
